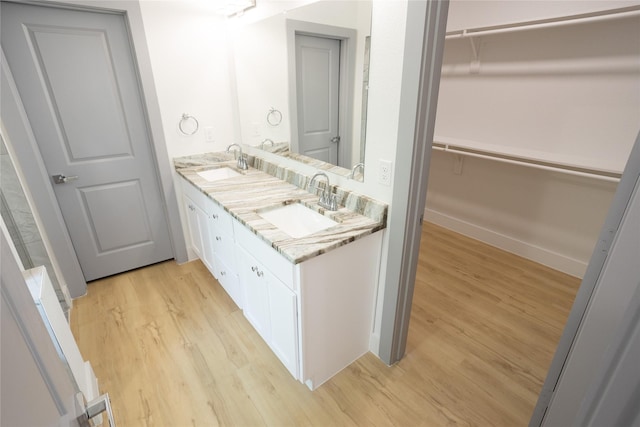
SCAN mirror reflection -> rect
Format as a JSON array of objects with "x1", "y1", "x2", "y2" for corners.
[{"x1": 233, "y1": 0, "x2": 372, "y2": 181}]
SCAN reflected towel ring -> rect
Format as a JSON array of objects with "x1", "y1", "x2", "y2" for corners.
[
  {"x1": 179, "y1": 113, "x2": 199, "y2": 135},
  {"x1": 266, "y1": 107, "x2": 282, "y2": 126}
]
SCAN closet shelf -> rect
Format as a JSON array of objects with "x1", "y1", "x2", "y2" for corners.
[
  {"x1": 432, "y1": 136, "x2": 623, "y2": 183},
  {"x1": 445, "y1": 6, "x2": 640, "y2": 40}
]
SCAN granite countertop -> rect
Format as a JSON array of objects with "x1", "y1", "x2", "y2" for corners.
[{"x1": 174, "y1": 154, "x2": 387, "y2": 264}]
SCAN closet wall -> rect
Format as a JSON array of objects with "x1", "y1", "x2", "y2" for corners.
[{"x1": 425, "y1": 1, "x2": 640, "y2": 278}]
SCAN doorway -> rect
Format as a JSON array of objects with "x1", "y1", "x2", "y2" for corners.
[
  {"x1": 392, "y1": 1, "x2": 637, "y2": 424},
  {"x1": 1, "y1": 1, "x2": 175, "y2": 285},
  {"x1": 294, "y1": 34, "x2": 341, "y2": 165},
  {"x1": 287, "y1": 20, "x2": 357, "y2": 170}
]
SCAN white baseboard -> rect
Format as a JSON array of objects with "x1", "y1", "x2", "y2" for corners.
[{"x1": 424, "y1": 208, "x2": 586, "y2": 278}]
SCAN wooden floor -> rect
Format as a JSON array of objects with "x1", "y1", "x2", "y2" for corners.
[{"x1": 71, "y1": 222, "x2": 580, "y2": 426}]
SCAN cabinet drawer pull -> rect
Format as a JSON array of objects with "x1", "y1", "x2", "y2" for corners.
[
  {"x1": 216, "y1": 236, "x2": 222, "y2": 241},
  {"x1": 212, "y1": 214, "x2": 219, "y2": 219},
  {"x1": 250, "y1": 265, "x2": 264, "y2": 277},
  {"x1": 220, "y1": 271, "x2": 226, "y2": 276}
]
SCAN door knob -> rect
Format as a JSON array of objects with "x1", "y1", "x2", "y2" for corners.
[
  {"x1": 330, "y1": 136, "x2": 341, "y2": 144},
  {"x1": 52, "y1": 174, "x2": 79, "y2": 184}
]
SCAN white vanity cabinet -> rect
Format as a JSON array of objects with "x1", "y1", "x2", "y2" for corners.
[
  {"x1": 234, "y1": 214, "x2": 383, "y2": 390},
  {"x1": 181, "y1": 180, "x2": 241, "y2": 307},
  {"x1": 179, "y1": 176, "x2": 384, "y2": 390},
  {"x1": 235, "y1": 223, "x2": 299, "y2": 378}
]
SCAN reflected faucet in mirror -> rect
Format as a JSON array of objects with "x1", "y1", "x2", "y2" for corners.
[
  {"x1": 260, "y1": 139, "x2": 274, "y2": 150},
  {"x1": 226, "y1": 143, "x2": 248, "y2": 170},
  {"x1": 349, "y1": 163, "x2": 364, "y2": 180}
]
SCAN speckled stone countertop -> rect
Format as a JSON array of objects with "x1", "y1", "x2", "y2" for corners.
[{"x1": 174, "y1": 152, "x2": 387, "y2": 264}]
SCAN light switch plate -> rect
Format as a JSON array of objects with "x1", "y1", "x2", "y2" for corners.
[{"x1": 204, "y1": 127, "x2": 215, "y2": 142}]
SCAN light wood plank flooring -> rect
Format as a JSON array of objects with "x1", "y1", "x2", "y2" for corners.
[{"x1": 71, "y1": 222, "x2": 580, "y2": 426}]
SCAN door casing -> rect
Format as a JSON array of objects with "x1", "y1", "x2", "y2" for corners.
[
  {"x1": 287, "y1": 19, "x2": 356, "y2": 170},
  {"x1": 0, "y1": 0, "x2": 188, "y2": 297}
]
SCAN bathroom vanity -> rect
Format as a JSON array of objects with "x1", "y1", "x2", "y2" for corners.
[{"x1": 175, "y1": 153, "x2": 387, "y2": 390}]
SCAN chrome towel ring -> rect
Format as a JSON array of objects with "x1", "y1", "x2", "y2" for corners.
[
  {"x1": 179, "y1": 113, "x2": 199, "y2": 135},
  {"x1": 266, "y1": 107, "x2": 282, "y2": 126}
]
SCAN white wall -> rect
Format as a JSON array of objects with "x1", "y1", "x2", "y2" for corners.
[
  {"x1": 232, "y1": 0, "x2": 371, "y2": 161},
  {"x1": 138, "y1": 0, "x2": 239, "y2": 159},
  {"x1": 232, "y1": 13, "x2": 291, "y2": 145},
  {"x1": 426, "y1": 153, "x2": 618, "y2": 276},
  {"x1": 426, "y1": 1, "x2": 640, "y2": 278}
]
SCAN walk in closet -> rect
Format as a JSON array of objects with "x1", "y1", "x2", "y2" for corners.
[{"x1": 426, "y1": 2, "x2": 640, "y2": 278}]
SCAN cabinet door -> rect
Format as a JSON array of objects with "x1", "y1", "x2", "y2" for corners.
[
  {"x1": 196, "y1": 204, "x2": 215, "y2": 273},
  {"x1": 183, "y1": 195, "x2": 203, "y2": 259},
  {"x1": 211, "y1": 230, "x2": 235, "y2": 271},
  {"x1": 183, "y1": 194, "x2": 215, "y2": 273},
  {"x1": 238, "y1": 247, "x2": 271, "y2": 342},
  {"x1": 214, "y1": 254, "x2": 242, "y2": 309},
  {"x1": 237, "y1": 245, "x2": 299, "y2": 378},
  {"x1": 267, "y1": 276, "x2": 298, "y2": 378}
]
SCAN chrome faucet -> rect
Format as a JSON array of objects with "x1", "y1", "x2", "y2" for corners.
[
  {"x1": 348, "y1": 162, "x2": 365, "y2": 180},
  {"x1": 226, "y1": 143, "x2": 248, "y2": 170},
  {"x1": 309, "y1": 172, "x2": 338, "y2": 211},
  {"x1": 260, "y1": 138, "x2": 274, "y2": 150}
]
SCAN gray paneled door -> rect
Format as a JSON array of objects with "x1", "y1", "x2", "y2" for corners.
[
  {"x1": 1, "y1": 2, "x2": 173, "y2": 281},
  {"x1": 295, "y1": 34, "x2": 340, "y2": 165}
]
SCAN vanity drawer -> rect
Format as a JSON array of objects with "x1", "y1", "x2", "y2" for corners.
[
  {"x1": 208, "y1": 199, "x2": 234, "y2": 233},
  {"x1": 181, "y1": 179, "x2": 206, "y2": 206},
  {"x1": 233, "y1": 219, "x2": 296, "y2": 291},
  {"x1": 182, "y1": 179, "x2": 234, "y2": 233}
]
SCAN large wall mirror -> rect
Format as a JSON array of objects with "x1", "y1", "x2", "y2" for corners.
[{"x1": 233, "y1": 0, "x2": 372, "y2": 181}]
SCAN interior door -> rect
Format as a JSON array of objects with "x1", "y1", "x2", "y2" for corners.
[
  {"x1": 1, "y1": 231, "x2": 84, "y2": 427},
  {"x1": 295, "y1": 34, "x2": 340, "y2": 165},
  {"x1": 1, "y1": 2, "x2": 173, "y2": 281}
]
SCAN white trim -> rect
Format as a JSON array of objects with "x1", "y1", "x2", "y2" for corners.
[{"x1": 424, "y1": 208, "x2": 587, "y2": 278}]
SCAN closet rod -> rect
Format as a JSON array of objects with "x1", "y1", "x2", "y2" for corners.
[
  {"x1": 445, "y1": 8, "x2": 640, "y2": 40},
  {"x1": 432, "y1": 144, "x2": 621, "y2": 183}
]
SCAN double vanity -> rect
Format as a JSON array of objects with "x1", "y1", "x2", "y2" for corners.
[{"x1": 174, "y1": 152, "x2": 387, "y2": 390}]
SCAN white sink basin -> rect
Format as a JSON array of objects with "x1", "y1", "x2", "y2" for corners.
[
  {"x1": 197, "y1": 167, "x2": 241, "y2": 182},
  {"x1": 258, "y1": 202, "x2": 337, "y2": 238}
]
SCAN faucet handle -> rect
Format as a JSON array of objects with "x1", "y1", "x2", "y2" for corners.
[
  {"x1": 317, "y1": 190, "x2": 338, "y2": 211},
  {"x1": 237, "y1": 154, "x2": 248, "y2": 170},
  {"x1": 328, "y1": 193, "x2": 338, "y2": 211}
]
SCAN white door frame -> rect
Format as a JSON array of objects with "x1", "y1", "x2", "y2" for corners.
[
  {"x1": 286, "y1": 19, "x2": 356, "y2": 169},
  {"x1": 0, "y1": 0, "x2": 188, "y2": 297}
]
